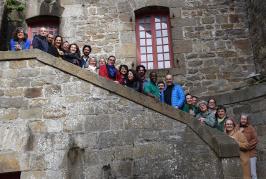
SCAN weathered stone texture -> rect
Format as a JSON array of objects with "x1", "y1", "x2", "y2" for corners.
[
  {"x1": 247, "y1": 0, "x2": 266, "y2": 76},
  {"x1": 0, "y1": 58, "x2": 241, "y2": 178}
]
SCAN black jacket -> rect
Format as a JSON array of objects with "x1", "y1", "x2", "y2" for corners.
[{"x1": 32, "y1": 35, "x2": 49, "y2": 52}]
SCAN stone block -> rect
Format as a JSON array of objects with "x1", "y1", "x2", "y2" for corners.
[
  {"x1": 9, "y1": 61, "x2": 27, "y2": 69},
  {"x1": 19, "y1": 108, "x2": 42, "y2": 119},
  {"x1": 173, "y1": 40, "x2": 192, "y2": 53},
  {"x1": 45, "y1": 120, "x2": 64, "y2": 133},
  {"x1": 0, "y1": 152, "x2": 20, "y2": 173},
  {"x1": 0, "y1": 97, "x2": 28, "y2": 108},
  {"x1": 10, "y1": 78, "x2": 31, "y2": 87},
  {"x1": 17, "y1": 68, "x2": 40, "y2": 78},
  {"x1": 43, "y1": 106, "x2": 67, "y2": 119},
  {"x1": 24, "y1": 87, "x2": 43, "y2": 98},
  {"x1": 97, "y1": 130, "x2": 135, "y2": 149},
  {"x1": 0, "y1": 108, "x2": 18, "y2": 120},
  {"x1": 29, "y1": 121, "x2": 47, "y2": 133},
  {"x1": 44, "y1": 85, "x2": 62, "y2": 97},
  {"x1": 73, "y1": 133, "x2": 97, "y2": 149}
]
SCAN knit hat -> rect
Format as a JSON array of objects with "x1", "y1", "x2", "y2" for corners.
[{"x1": 197, "y1": 100, "x2": 208, "y2": 108}]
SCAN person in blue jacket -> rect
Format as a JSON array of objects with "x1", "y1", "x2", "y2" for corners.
[
  {"x1": 160, "y1": 74, "x2": 185, "y2": 109},
  {"x1": 10, "y1": 27, "x2": 31, "y2": 51}
]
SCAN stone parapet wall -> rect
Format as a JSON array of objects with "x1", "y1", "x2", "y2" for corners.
[{"x1": 0, "y1": 50, "x2": 242, "y2": 178}]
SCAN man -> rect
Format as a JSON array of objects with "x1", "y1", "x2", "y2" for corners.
[
  {"x1": 160, "y1": 74, "x2": 185, "y2": 109},
  {"x1": 196, "y1": 100, "x2": 216, "y2": 127},
  {"x1": 136, "y1": 65, "x2": 148, "y2": 93},
  {"x1": 192, "y1": 96, "x2": 198, "y2": 106},
  {"x1": 32, "y1": 27, "x2": 49, "y2": 52},
  {"x1": 47, "y1": 33, "x2": 54, "y2": 45},
  {"x1": 182, "y1": 94, "x2": 198, "y2": 116},
  {"x1": 99, "y1": 55, "x2": 119, "y2": 82},
  {"x1": 238, "y1": 114, "x2": 258, "y2": 179},
  {"x1": 214, "y1": 105, "x2": 228, "y2": 132},
  {"x1": 80, "y1": 45, "x2": 92, "y2": 68},
  {"x1": 144, "y1": 71, "x2": 160, "y2": 99},
  {"x1": 157, "y1": 81, "x2": 165, "y2": 92}
]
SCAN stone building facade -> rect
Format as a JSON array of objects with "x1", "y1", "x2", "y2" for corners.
[{"x1": 0, "y1": 0, "x2": 262, "y2": 96}]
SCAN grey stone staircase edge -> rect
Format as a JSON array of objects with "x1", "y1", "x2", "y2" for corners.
[{"x1": 0, "y1": 49, "x2": 239, "y2": 158}]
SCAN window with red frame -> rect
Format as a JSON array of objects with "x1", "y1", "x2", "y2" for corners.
[
  {"x1": 27, "y1": 16, "x2": 59, "y2": 41},
  {"x1": 136, "y1": 11, "x2": 173, "y2": 69}
]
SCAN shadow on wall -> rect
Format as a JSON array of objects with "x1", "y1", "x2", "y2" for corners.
[
  {"x1": 40, "y1": 0, "x2": 63, "y2": 17},
  {"x1": 0, "y1": 7, "x2": 23, "y2": 51}
]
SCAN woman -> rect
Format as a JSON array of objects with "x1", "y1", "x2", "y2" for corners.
[
  {"x1": 86, "y1": 57, "x2": 97, "y2": 73},
  {"x1": 10, "y1": 27, "x2": 31, "y2": 51},
  {"x1": 62, "y1": 41, "x2": 70, "y2": 53},
  {"x1": 224, "y1": 118, "x2": 251, "y2": 179},
  {"x1": 48, "y1": 35, "x2": 64, "y2": 58},
  {"x1": 63, "y1": 43, "x2": 81, "y2": 66},
  {"x1": 196, "y1": 100, "x2": 216, "y2": 127},
  {"x1": 118, "y1": 65, "x2": 128, "y2": 85},
  {"x1": 99, "y1": 55, "x2": 120, "y2": 82},
  {"x1": 125, "y1": 69, "x2": 141, "y2": 92},
  {"x1": 182, "y1": 93, "x2": 198, "y2": 116},
  {"x1": 98, "y1": 57, "x2": 106, "y2": 66}
]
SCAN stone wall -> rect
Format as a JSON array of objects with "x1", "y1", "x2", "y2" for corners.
[
  {"x1": 207, "y1": 82, "x2": 266, "y2": 179},
  {"x1": 0, "y1": 0, "x2": 256, "y2": 95},
  {"x1": 0, "y1": 50, "x2": 242, "y2": 179},
  {"x1": 59, "y1": 0, "x2": 255, "y2": 96},
  {"x1": 247, "y1": 0, "x2": 266, "y2": 76}
]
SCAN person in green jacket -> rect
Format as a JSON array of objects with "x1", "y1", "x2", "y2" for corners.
[
  {"x1": 144, "y1": 71, "x2": 160, "y2": 99},
  {"x1": 196, "y1": 100, "x2": 216, "y2": 127},
  {"x1": 215, "y1": 105, "x2": 228, "y2": 132},
  {"x1": 182, "y1": 94, "x2": 198, "y2": 116}
]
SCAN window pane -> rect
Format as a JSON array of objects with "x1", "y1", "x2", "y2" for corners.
[
  {"x1": 164, "y1": 53, "x2": 170, "y2": 60},
  {"x1": 145, "y1": 24, "x2": 151, "y2": 30},
  {"x1": 156, "y1": 23, "x2": 161, "y2": 30},
  {"x1": 140, "y1": 39, "x2": 146, "y2": 46},
  {"x1": 147, "y1": 54, "x2": 153, "y2": 62},
  {"x1": 141, "y1": 55, "x2": 146, "y2": 62},
  {"x1": 158, "y1": 61, "x2": 164, "y2": 69},
  {"x1": 141, "y1": 47, "x2": 146, "y2": 54},
  {"x1": 163, "y1": 37, "x2": 168, "y2": 44},
  {"x1": 147, "y1": 39, "x2": 152, "y2": 45},
  {"x1": 141, "y1": 63, "x2": 147, "y2": 68},
  {"x1": 145, "y1": 16, "x2": 151, "y2": 22},
  {"x1": 162, "y1": 16, "x2": 167, "y2": 22},
  {"x1": 139, "y1": 24, "x2": 145, "y2": 31},
  {"x1": 164, "y1": 45, "x2": 169, "y2": 52},
  {"x1": 157, "y1": 53, "x2": 163, "y2": 60},
  {"x1": 162, "y1": 30, "x2": 168, "y2": 36},
  {"x1": 148, "y1": 62, "x2": 153, "y2": 69},
  {"x1": 146, "y1": 31, "x2": 152, "y2": 38},
  {"x1": 157, "y1": 38, "x2": 162, "y2": 45},
  {"x1": 162, "y1": 22, "x2": 167, "y2": 29},
  {"x1": 157, "y1": 46, "x2": 163, "y2": 53},
  {"x1": 155, "y1": 17, "x2": 161, "y2": 22},
  {"x1": 140, "y1": 31, "x2": 145, "y2": 38},
  {"x1": 165, "y1": 61, "x2": 170, "y2": 68},
  {"x1": 156, "y1": 30, "x2": 162, "y2": 37},
  {"x1": 147, "y1": 46, "x2": 152, "y2": 53},
  {"x1": 139, "y1": 18, "x2": 144, "y2": 23}
]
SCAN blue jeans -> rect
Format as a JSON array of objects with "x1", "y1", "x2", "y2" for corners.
[{"x1": 250, "y1": 157, "x2": 257, "y2": 179}]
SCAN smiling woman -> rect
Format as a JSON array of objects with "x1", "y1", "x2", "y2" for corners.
[{"x1": 9, "y1": 27, "x2": 31, "y2": 51}]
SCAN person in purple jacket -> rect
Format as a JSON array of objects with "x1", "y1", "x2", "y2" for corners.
[
  {"x1": 160, "y1": 74, "x2": 185, "y2": 109},
  {"x1": 10, "y1": 27, "x2": 31, "y2": 51}
]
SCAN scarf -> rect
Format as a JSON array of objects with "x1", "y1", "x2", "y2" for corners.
[{"x1": 106, "y1": 64, "x2": 117, "y2": 80}]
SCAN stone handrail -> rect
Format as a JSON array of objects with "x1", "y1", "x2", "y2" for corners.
[{"x1": 0, "y1": 49, "x2": 239, "y2": 158}]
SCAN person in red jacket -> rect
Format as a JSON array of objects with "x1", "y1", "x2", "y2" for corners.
[{"x1": 99, "y1": 55, "x2": 120, "y2": 83}]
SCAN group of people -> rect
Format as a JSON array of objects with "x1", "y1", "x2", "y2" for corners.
[{"x1": 10, "y1": 27, "x2": 258, "y2": 179}]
